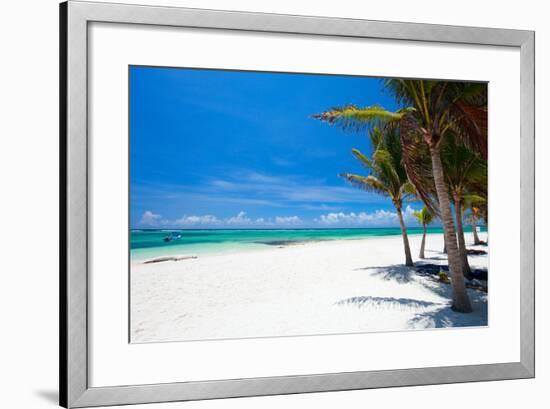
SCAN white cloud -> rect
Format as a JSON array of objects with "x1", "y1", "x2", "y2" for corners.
[
  {"x1": 226, "y1": 211, "x2": 252, "y2": 225},
  {"x1": 138, "y1": 210, "x2": 309, "y2": 228},
  {"x1": 138, "y1": 208, "x2": 417, "y2": 229},
  {"x1": 317, "y1": 211, "x2": 393, "y2": 225},
  {"x1": 225, "y1": 212, "x2": 301, "y2": 226},
  {"x1": 316, "y1": 206, "x2": 418, "y2": 226},
  {"x1": 174, "y1": 214, "x2": 219, "y2": 226},
  {"x1": 275, "y1": 216, "x2": 301, "y2": 225},
  {"x1": 140, "y1": 210, "x2": 162, "y2": 226},
  {"x1": 403, "y1": 205, "x2": 417, "y2": 220}
]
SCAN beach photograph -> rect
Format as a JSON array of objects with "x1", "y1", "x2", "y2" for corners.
[{"x1": 129, "y1": 66, "x2": 488, "y2": 343}]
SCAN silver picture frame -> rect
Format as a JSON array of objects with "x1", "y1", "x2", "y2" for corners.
[{"x1": 60, "y1": 1, "x2": 535, "y2": 407}]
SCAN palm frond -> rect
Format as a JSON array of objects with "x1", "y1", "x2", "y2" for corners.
[
  {"x1": 400, "y1": 181, "x2": 417, "y2": 200},
  {"x1": 312, "y1": 105, "x2": 405, "y2": 132},
  {"x1": 339, "y1": 173, "x2": 389, "y2": 197},
  {"x1": 399, "y1": 113, "x2": 438, "y2": 212},
  {"x1": 462, "y1": 194, "x2": 486, "y2": 207},
  {"x1": 373, "y1": 148, "x2": 401, "y2": 193},
  {"x1": 448, "y1": 102, "x2": 488, "y2": 160},
  {"x1": 351, "y1": 148, "x2": 374, "y2": 170},
  {"x1": 413, "y1": 206, "x2": 436, "y2": 226},
  {"x1": 368, "y1": 127, "x2": 383, "y2": 148},
  {"x1": 441, "y1": 132, "x2": 484, "y2": 181}
]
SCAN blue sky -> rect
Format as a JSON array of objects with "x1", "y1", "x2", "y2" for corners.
[{"x1": 130, "y1": 66, "x2": 422, "y2": 229}]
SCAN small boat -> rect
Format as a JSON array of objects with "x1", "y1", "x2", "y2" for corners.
[{"x1": 163, "y1": 232, "x2": 183, "y2": 242}]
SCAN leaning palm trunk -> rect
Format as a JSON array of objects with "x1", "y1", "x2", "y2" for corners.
[
  {"x1": 454, "y1": 197, "x2": 473, "y2": 280},
  {"x1": 396, "y1": 206, "x2": 414, "y2": 266},
  {"x1": 419, "y1": 224, "x2": 427, "y2": 259},
  {"x1": 429, "y1": 146, "x2": 472, "y2": 312},
  {"x1": 472, "y1": 222, "x2": 481, "y2": 245},
  {"x1": 413, "y1": 207, "x2": 433, "y2": 259},
  {"x1": 443, "y1": 234, "x2": 447, "y2": 254}
]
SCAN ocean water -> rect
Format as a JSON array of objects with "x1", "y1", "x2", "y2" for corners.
[{"x1": 130, "y1": 226, "x2": 486, "y2": 261}]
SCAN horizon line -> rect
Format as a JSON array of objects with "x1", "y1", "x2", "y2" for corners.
[{"x1": 129, "y1": 226, "x2": 459, "y2": 231}]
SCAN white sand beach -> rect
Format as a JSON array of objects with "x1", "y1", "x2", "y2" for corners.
[{"x1": 130, "y1": 232, "x2": 488, "y2": 343}]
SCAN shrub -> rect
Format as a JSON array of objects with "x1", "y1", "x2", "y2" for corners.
[{"x1": 439, "y1": 271, "x2": 450, "y2": 284}]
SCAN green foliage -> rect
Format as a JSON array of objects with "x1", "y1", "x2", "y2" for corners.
[
  {"x1": 351, "y1": 148, "x2": 373, "y2": 170},
  {"x1": 311, "y1": 105, "x2": 409, "y2": 133},
  {"x1": 413, "y1": 206, "x2": 435, "y2": 227},
  {"x1": 441, "y1": 132, "x2": 487, "y2": 195},
  {"x1": 383, "y1": 79, "x2": 487, "y2": 156},
  {"x1": 337, "y1": 126, "x2": 415, "y2": 206},
  {"x1": 462, "y1": 194, "x2": 486, "y2": 208},
  {"x1": 438, "y1": 271, "x2": 450, "y2": 284},
  {"x1": 312, "y1": 78, "x2": 487, "y2": 312},
  {"x1": 339, "y1": 174, "x2": 388, "y2": 197},
  {"x1": 384, "y1": 79, "x2": 487, "y2": 212},
  {"x1": 311, "y1": 78, "x2": 488, "y2": 220},
  {"x1": 400, "y1": 181, "x2": 417, "y2": 197}
]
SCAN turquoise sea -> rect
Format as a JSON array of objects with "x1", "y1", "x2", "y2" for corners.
[{"x1": 130, "y1": 227, "x2": 487, "y2": 261}]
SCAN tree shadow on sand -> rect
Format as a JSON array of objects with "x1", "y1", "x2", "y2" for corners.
[
  {"x1": 423, "y1": 255, "x2": 448, "y2": 261},
  {"x1": 406, "y1": 268, "x2": 489, "y2": 328},
  {"x1": 407, "y1": 295, "x2": 488, "y2": 328},
  {"x1": 336, "y1": 296, "x2": 441, "y2": 311},
  {"x1": 350, "y1": 245, "x2": 489, "y2": 327},
  {"x1": 355, "y1": 264, "x2": 416, "y2": 284},
  {"x1": 352, "y1": 258, "x2": 488, "y2": 328}
]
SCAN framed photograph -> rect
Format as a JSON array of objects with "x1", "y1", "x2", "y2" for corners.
[{"x1": 60, "y1": 1, "x2": 534, "y2": 407}]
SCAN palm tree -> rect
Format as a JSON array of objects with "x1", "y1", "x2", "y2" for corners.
[
  {"x1": 313, "y1": 80, "x2": 487, "y2": 313},
  {"x1": 339, "y1": 127, "x2": 416, "y2": 266},
  {"x1": 413, "y1": 207, "x2": 435, "y2": 259},
  {"x1": 467, "y1": 206, "x2": 483, "y2": 245},
  {"x1": 465, "y1": 172, "x2": 488, "y2": 246},
  {"x1": 441, "y1": 133, "x2": 487, "y2": 279}
]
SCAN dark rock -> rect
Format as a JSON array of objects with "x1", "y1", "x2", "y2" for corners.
[
  {"x1": 415, "y1": 263, "x2": 488, "y2": 282},
  {"x1": 466, "y1": 249, "x2": 487, "y2": 255}
]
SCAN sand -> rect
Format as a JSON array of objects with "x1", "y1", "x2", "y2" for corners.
[{"x1": 130, "y1": 232, "x2": 488, "y2": 343}]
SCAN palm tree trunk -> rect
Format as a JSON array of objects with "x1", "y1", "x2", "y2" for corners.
[
  {"x1": 472, "y1": 222, "x2": 481, "y2": 245},
  {"x1": 419, "y1": 224, "x2": 426, "y2": 259},
  {"x1": 429, "y1": 145, "x2": 472, "y2": 313},
  {"x1": 454, "y1": 196, "x2": 473, "y2": 280},
  {"x1": 443, "y1": 233, "x2": 447, "y2": 254},
  {"x1": 396, "y1": 206, "x2": 414, "y2": 267}
]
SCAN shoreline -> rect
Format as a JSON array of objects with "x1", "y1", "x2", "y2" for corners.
[
  {"x1": 131, "y1": 232, "x2": 488, "y2": 343},
  {"x1": 131, "y1": 230, "x2": 472, "y2": 263}
]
